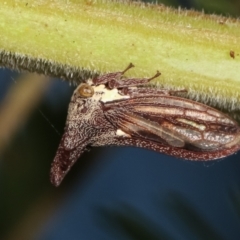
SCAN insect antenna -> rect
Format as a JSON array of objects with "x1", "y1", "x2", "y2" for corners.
[
  {"x1": 148, "y1": 70, "x2": 161, "y2": 81},
  {"x1": 121, "y1": 63, "x2": 135, "y2": 74}
]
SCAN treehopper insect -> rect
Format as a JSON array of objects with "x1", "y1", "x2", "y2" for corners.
[{"x1": 51, "y1": 64, "x2": 240, "y2": 186}]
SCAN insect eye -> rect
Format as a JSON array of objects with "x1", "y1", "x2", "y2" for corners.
[{"x1": 78, "y1": 84, "x2": 94, "y2": 98}]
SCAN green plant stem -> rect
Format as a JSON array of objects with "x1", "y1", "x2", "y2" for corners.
[{"x1": 0, "y1": 0, "x2": 240, "y2": 111}]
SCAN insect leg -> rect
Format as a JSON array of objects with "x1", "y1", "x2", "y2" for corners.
[
  {"x1": 107, "y1": 71, "x2": 161, "y2": 89},
  {"x1": 118, "y1": 87, "x2": 187, "y2": 97}
]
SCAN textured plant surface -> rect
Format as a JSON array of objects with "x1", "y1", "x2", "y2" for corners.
[{"x1": 0, "y1": 0, "x2": 240, "y2": 113}]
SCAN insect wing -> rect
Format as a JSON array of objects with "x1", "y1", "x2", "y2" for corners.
[{"x1": 103, "y1": 96, "x2": 240, "y2": 152}]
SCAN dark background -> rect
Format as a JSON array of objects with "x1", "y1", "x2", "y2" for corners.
[{"x1": 1, "y1": 1, "x2": 240, "y2": 240}]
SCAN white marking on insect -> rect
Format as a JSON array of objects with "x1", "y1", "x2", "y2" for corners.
[
  {"x1": 134, "y1": 106, "x2": 184, "y2": 115},
  {"x1": 116, "y1": 129, "x2": 131, "y2": 137},
  {"x1": 92, "y1": 84, "x2": 130, "y2": 103},
  {"x1": 177, "y1": 118, "x2": 206, "y2": 131}
]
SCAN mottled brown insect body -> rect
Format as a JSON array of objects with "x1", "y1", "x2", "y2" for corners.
[{"x1": 51, "y1": 64, "x2": 240, "y2": 186}]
